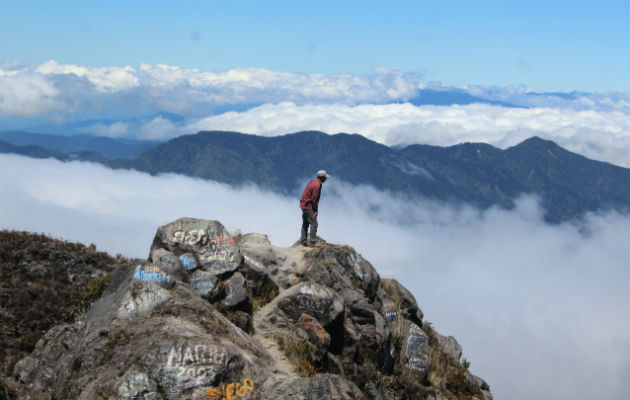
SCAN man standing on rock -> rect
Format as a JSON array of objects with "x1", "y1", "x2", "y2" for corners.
[{"x1": 300, "y1": 170, "x2": 330, "y2": 247}]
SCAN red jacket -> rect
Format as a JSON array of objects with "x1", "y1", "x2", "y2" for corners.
[{"x1": 300, "y1": 178, "x2": 322, "y2": 211}]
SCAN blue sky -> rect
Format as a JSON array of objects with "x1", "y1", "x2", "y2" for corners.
[
  {"x1": 1, "y1": 0, "x2": 628, "y2": 91},
  {"x1": 0, "y1": 1, "x2": 628, "y2": 166}
]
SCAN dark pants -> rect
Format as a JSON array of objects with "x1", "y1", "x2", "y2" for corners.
[{"x1": 301, "y1": 209, "x2": 318, "y2": 244}]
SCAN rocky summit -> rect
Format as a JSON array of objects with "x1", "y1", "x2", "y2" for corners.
[{"x1": 8, "y1": 218, "x2": 492, "y2": 400}]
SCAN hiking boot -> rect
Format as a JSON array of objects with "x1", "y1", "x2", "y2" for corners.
[{"x1": 307, "y1": 243, "x2": 322, "y2": 247}]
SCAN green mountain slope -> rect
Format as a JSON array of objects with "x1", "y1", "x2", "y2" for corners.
[
  {"x1": 505, "y1": 137, "x2": 628, "y2": 221},
  {"x1": 108, "y1": 131, "x2": 629, "y2": 222}
]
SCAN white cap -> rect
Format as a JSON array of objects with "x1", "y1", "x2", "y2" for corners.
[{"x1": 317, "y1": 170, "x2": 330, "y2": 178}]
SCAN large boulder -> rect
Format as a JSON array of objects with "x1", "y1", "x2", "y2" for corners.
[
  {"x1": 401, "y1": 320, "x2": 430, "y2": 380},
  {"x1": 9, "y1": 218, "x2": 491, "y2": 400},
  {"x1": 436, "y1": 333, "x2": 462, "y2": 364},
  {"x1": 150, "y1": 218, "x2": 241, "y2": 275},
  {"x1": 380, "y1": 278, "x2": 424, "y2": 326},
  {"x1": 255, "y1": 282, "x2": 344, "y2": 363}
]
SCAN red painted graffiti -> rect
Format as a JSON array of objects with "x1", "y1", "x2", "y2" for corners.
[{"x1": 210, "y1": 233, "x2": 235, "y2": 247}]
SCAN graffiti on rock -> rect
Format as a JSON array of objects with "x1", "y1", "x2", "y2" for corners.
[
  {"x1": 171, "y1": 221, "x2": 234, "y2": 249},
  {"x1": 133, "y1": 264, "x2": 171, "y2": 283},
  {"x1": 120, "y1": 287, "x2": 169, "y2": 317},
  {"x1": 406, "y1": 356, "x2": 429, "y2": 373},
  {"x1": 170, "y1": 222, "x2": 239, "y2": 268},
  {"x1": 405, "y1": 323, "x2": 429, "y2": 374},
  {"x1": 152, "y1": 249, "x2": 179, "y2": 269},
  {"x1": 180, "y1": 254, "x2": 198, "y2": 270},
  {"x1": 347, "y1": 252, "x2": 371, "y2": 282},
  {"x1": 173, "y1": 229, "x2": 207, "y2": 246},
  {"x1": 165, "y1": 344, "x2": 227, "y2": 383},
  {"x1": 117, "y1": 373, "x2": 157, "y2": 399},
  {"x1": 198, "y1": 248, "x2": 238, "y2": 266},
  {"x1": 299, "y1": 284, "x2": 314, "y2": 296},
  {"x1": 189, "y1": 272, "x2": 216, "y2": 296},
  {"x1": 299, "y1": 314, "x2": 327, "y2": 344},
  {"x1": 203, "y1": 378, "x2": 255, "y2": 400},
  {"x1": 280, "y1": 291, "x2": 331, "y2": 323},
  {"x1": 209, "y1": 234, "x2": 235, "y2": 247},
  {"x1": 296, "y1": 296, "x2": 328, "y2": 318},
  {"x1": 382, "y1": 301, "x2": 398, "y2": 323},
  {"x1": 173, "y1": 220, "x2": 218, "y2": 232}
]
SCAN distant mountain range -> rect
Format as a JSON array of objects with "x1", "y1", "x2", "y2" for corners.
[
  {"x1": 0, "y1": 131, "x2": 158, "y2": 159},
  {"x1": 2, "y1": 130, "x2": 628, "y2": 223},
  {"x1": 408, "y1": 89, "x2": 521, "y2": 107},
  {"x1": 0, "y1": 138, "x2": 110, "y2": 163}
]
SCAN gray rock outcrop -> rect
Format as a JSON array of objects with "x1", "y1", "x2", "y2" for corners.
[{"x1": 8, "y1": 218, "x2": 492, "y2": 400}]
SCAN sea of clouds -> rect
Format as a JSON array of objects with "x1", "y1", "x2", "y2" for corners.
[
  {"x1": 188, "y1": 101, "x2": 630, "y2": 167},
  {"x1": 1, "y1": 154, "x2": 628, "y2": 400},
  {"x1": 1, "y1": 61, "x2": 629, "y2": 166},
  {"x1": 2, "y1": 61, "x2": 629, "y2": 399}
]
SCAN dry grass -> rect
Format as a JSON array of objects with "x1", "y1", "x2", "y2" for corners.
[
  {"x1": 381, "y1": 280, "x2": 406, "y2": 349},
  {"x1": 251, "y1": 278, "x2": 279, "y2": 311},
  {"x1": 380, "y1": 363, "x2": 430, "y2": 400},
  {"x1": 421, "y1": 323, "x2": 481, "y2": 400},
  {"x1": 64, "y1": 274, "x2": 111, "y2": 322},
  {"x1": 275, "y1": 335, "x2": 317, "y2": 377},
  {"x1": 0, "y1": 230, "x2": 120, "y2": 392},
  {"x1": 303, "y1": 242, "x2": 356, "y2": 261}
]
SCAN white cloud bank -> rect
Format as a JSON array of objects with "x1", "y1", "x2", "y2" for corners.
[
  {"x1": 1, "y1": 154, "x2": 628, "y2": 400},
  {"x1": 2, "y1": 61, "x2": 625, "y2": 115},
  {"x1": 189, "y1": 102, "x2": 630, "y2": 167},
  {"x1": 1, "y1": 61, "x2": 628, "y2": 166},
  {"x1": 0, "y1": 61, "x2": 420, "y2": 118},
  {"x1": 0, "y1": 70, "x2": 61, "y2": 117}
]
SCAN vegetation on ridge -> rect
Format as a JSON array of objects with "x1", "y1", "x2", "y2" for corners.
[{"x1": 0, "y1": 230, "x2": 123, "y2": 397}]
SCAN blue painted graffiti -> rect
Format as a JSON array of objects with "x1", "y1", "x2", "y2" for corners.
[
  {"x1": 133, "y1": 265, "x2": 171, "y2": 283},
  {"x1": 383, "y1": 302, "x2": 398, "y2": 323},
  {"x1": 179, "y1": 255, "x2": 197, "y2": 270}
]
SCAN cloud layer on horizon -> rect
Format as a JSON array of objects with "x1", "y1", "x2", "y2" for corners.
[
  {"x1": 188, "y1": 101, "x2": 630, "y2": 167},
  {"x1": 1, "y1": 154, "x2": 628, "y2": 400},
  {"x1": 1, "y1": 61, "x2": 421, "y2": 118},
  {"x1": 2, "y1": 61, "x2": 628, "y2": 167},
  {"x1": 0, "y1": 61, "x2": 627, "y2": 118}
]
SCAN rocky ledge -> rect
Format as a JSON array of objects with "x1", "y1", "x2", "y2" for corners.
[{"x1": 8, "y1": 218, "x2": 492, "y2": 400}]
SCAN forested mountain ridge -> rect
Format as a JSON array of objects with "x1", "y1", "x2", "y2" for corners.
[{"x1": 110, "y1": 131, "x2": 629, "y2": 222}]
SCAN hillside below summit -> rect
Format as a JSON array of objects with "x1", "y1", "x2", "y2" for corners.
[
  {"x1": 0, "y1": 230, "x2": 121, "y2": 399},
  {"x1": 7, "y1": 218, "x2": 491, "y2": 400}
]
